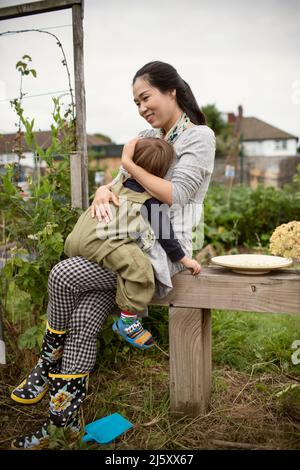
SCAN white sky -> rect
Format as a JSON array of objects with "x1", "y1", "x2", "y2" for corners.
[{"x1": 0, "y1": 0, "x2": 299, "y2": 144}]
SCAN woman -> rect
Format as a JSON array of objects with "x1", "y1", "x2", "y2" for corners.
[{"x1": 10, "y1": 61, "x2": 216, "y2": 449}]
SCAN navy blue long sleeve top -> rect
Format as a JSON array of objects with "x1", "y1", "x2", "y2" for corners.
[{"x1": 123, "y1": 178, "x2": 185, "y2": 263}]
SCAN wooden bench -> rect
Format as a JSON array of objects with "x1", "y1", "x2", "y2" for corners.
[{"x1": 151, "y1": 266, "x2": 300, "y2": 417}]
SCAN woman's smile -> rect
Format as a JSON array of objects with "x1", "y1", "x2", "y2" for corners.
[{"x1": 146, "y1": 113, "x2": 155, "y2": 123}]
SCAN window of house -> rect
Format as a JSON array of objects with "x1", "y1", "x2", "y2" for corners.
[{"x1": 275, "y1": 140, "x2": 288, "y2": 150}]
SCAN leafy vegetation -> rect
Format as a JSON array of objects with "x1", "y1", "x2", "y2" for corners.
[{"x1": 203, "y1": 174, "x2": 300, "y2": 252}]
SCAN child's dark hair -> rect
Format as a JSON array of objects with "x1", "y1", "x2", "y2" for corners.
[
  {"x1": 133, "y1": 137, "x2": 175, "y2": 178},
  {"x1": 132, "y1": 61, "x2": 206, "y2": 125}
]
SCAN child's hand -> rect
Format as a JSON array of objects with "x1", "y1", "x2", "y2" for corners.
[
  {"x1": 121, "y1": 136, "x2": 141, "y2": 169},
  {"x1": 179, "y1": 256, "x2": 201, "y2": 275}
]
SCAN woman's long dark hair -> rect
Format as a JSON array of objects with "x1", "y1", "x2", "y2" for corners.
[{"x1": 132, "y1": 61, "x2": 206, "y2": 125}]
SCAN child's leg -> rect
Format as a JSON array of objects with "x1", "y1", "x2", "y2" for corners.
[
  {"x1": 103, "y1": 243, "x2": 155, "y2": 313},
  {"x1": 103, "y1": 243, "x2": 155, "y2": 349}
]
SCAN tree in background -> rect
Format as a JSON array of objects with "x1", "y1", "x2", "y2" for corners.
[
  {"x1": 93, "y1": 132, "x2": 115, "y2": 144},
  {"x1": 202, "y1": 103, "x2": 233, "y2": 158}
]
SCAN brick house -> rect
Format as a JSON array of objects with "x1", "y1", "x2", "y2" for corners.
[{"x1": 214, "y1": 106, "x2": 300, "y2": 188}]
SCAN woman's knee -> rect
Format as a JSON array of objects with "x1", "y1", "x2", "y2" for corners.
[{"x1": 48, "y1": 258, "x2": 73, "y2": 290}]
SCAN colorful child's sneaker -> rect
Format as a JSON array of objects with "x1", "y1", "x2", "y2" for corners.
[{"x1": 112, "y1": 319, "x2": 154, "y2": 349}]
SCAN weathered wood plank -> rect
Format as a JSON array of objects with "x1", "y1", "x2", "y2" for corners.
[
  {"x1": 202, "y1": 308, "x2": 212, "y2": 407},
  {"x1": 169, "y1": 307, "x2": 211, "y2": 416},
  {"x1": 152, "y1": 267, "x2": 300, "y2": 315},
  {"x1": 70, "y1": 152, "x2": 83, "y2": 208},
  {"x1": 0, "y1": 0, "x2": 82, "y2": 21},
  {"x1": 72, "y1": 3, "x2": 89, "y2": 209}
]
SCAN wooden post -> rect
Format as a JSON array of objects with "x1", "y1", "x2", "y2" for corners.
[
  {"x1": 72, "y1": 2, "x2": 89, "y2": 209},
  {"x1": 169, "y1": 307, "x2": 212, "y2": 416}
]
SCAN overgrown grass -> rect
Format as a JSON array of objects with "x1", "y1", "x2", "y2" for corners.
[
  {"x1": 1, "y1": 302, "x2": 300, "y2": 450},
  {"x1": 212, "y1": 310, "x2": 300, "y2": 375},
  {"x1": 2, "y1": 344, "x2": 300, "y2": 450}
]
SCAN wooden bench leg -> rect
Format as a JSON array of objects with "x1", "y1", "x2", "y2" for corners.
[{"x1": 169, "y1": 307, "x2": 212, "y2": 417}]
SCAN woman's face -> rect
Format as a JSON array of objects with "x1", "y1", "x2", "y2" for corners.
[{"x1": 133, "y1": 77, "x2": 177, "y2": 130}]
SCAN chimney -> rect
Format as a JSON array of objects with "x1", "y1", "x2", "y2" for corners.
[{"x1": 238, "y1": 105, "x2": 243, "y2": 119}]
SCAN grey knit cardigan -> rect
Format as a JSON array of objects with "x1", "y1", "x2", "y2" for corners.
[{"x1": 116, "y1": 124, "x2": 216, "y2": 305}]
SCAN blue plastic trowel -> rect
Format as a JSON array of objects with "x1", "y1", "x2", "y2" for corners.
[{"x1": 82, "y1": 413, "x2": 134, "y2": 445}]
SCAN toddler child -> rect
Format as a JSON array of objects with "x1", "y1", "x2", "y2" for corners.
[{"x1": 64, "y1": 137, "x2": 201, "y2": 349}]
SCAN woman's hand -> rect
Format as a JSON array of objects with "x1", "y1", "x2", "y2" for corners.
[
  {"x1": 90, "y1": 185, "x2": 119, "y2": 223},
  {"x1": 121, "y1": 136, "x2": 141, "y2": 171}
]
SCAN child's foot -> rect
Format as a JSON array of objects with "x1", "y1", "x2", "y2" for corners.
[{"x1": 112, "y1": 318, "x2": 154, "y2": 349}]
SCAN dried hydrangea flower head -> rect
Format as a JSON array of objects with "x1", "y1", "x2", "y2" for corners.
[{"x1": 269, "y1": 221, "x2": 300, "y2": 259}]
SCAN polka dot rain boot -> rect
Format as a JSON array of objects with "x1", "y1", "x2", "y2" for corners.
[
  {"x1": 11, "y1": 323, "x2": 66, "y2": 405},
  {"x1": 11, "y1": 371, "x2": 89, "y2": 450}
]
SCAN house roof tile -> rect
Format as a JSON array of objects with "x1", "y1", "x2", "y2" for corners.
[
  {"x1": 235, "y1": 117, "x2": 298, "y2": 141},
  {"x1": 0, "y1": 130, "x2": 107, "y2": 154}
]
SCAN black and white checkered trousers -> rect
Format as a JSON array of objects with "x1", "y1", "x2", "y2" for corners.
[{"x1": 47, "y1": 256, "x2": 118, "y2": 374}]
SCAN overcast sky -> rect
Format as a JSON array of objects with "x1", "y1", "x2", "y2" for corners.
[{"x1": 0, "y1": 0, "x2": 299, "y2": 144}]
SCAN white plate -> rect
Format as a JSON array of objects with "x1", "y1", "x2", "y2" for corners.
[{"x1": 210, "y1": 254, "x2": 293, "y2": 275}]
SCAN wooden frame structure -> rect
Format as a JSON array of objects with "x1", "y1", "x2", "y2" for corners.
[
  {"x1": 152, "y1": 266, "x2": 300, "y2": 417},
  {"x1": 0, "y1": 0, "x2": 89, "y2": 209}
]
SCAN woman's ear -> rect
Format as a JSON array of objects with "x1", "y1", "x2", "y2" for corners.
[{"x1": 170, "y1": 89, "x2": 176, "y2": 99}]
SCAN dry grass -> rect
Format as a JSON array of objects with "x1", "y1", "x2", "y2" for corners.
[{"x1": 1, "y1": 346, "x2": 300, "y2": 451}]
